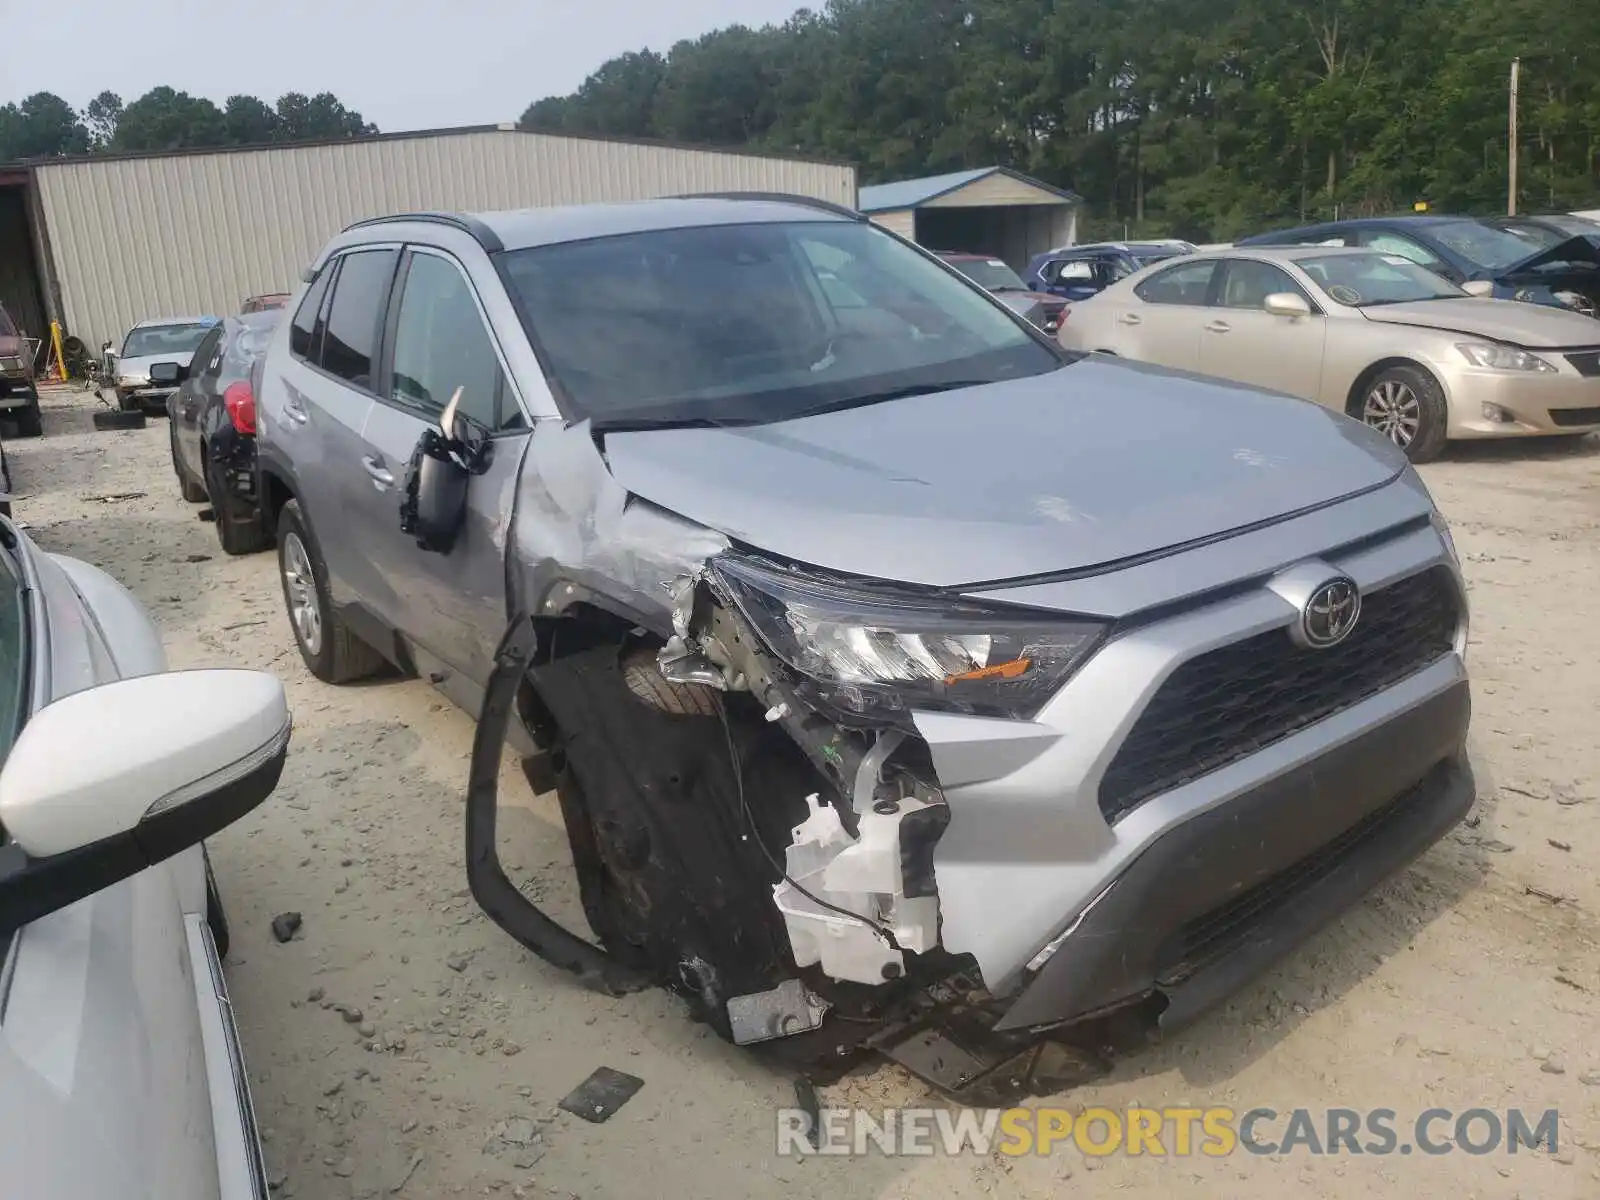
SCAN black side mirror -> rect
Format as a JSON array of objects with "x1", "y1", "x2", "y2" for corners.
[
  {"x1": 398, "y1": 390, "x2": 493, "y2": 555},
  {"x1": 149, "y1": 360, "x2": 186, "y2": 386}
]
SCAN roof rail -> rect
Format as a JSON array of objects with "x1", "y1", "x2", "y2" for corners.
[
  {"x1": 342, "y1": 211, "x2": 504, "y2": 252},
  {"x1": 669, "y1": 191, "x2": 865, "y2": 221}
]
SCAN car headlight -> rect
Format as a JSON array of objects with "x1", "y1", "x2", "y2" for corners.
[
  {"x1": 117, "y1": 374, "x2": 147, "y2": 387},
  {"x1": 712, "y1": 555, "x2": 1107, "y2": 723},
  {"x1": 1455, "y1": 343, "x2": 1556, "y2": 372}
]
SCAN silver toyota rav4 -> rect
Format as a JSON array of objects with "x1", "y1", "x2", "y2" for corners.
[{"x1": 254, "y1": 196, "x2": 1472, "y2": 1099}]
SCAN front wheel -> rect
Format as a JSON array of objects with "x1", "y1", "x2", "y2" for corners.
[
  {"x1": 1357, "y1": 364, "x2": 1448, "y2": 463},
  {"x1": 276, "y1": 499, "x2": 385, "y2": 683}
]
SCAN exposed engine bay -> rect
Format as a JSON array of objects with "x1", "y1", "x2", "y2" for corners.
[{"x1": 465, "y1": 562, "x2": 1116, "y2": 1102}]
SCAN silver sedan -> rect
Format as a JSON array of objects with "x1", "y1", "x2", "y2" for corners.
[{"x1": 1060, "y1": 245, "x2": 1600, "y2": 461}]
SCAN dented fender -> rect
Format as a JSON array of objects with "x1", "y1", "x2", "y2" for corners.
[{"x1": 508, "y1": 420, "x2": 729, "y2": 633}]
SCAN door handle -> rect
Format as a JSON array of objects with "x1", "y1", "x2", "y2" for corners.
[
  {"x1": 361, "y1": 456, "x2": 394, "y2": 488},
  {"x1": 283, "y1": 400, "x2": 309, "y2": 424},
  {"x1": 1205, "y1": 320, "x2": 1232, "y2": 333},
  {"x1": 1117, "y1": 313, "x2": 1142, "y2": 326}
]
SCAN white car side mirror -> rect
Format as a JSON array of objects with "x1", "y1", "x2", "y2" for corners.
[
  {"x1": 1460, "y1": 280, "x2": 1495, "y2": 298},
  {"x1": 0, "y1": 669, "x2": 290, "y2": 935}
]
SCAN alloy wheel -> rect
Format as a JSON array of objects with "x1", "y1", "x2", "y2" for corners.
[
  {"x1": 282, "y1": 532, "x2": 323, "y2": 656},
  {"x1": 1362, "y1": 379, "x2": 1421, "y2": 448}
]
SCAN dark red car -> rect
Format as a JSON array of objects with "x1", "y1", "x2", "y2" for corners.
[
  {"x1": 240, "y1": 293, "x2": 291, "y2": 314},
  {"x1": 935, "y1": 251, "x2": 1069, "y2": 334}
]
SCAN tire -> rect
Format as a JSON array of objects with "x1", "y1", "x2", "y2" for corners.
[
  {"x1": 275, "y1": 498, "x2": 385, "y2": 683},
  {"x1": 171, "y1": 426, "x2": 208, "y2": 502},
  {"x1": 208, "y1": 458, "x2": 271, "y2": 555},
  {"x1": 93, "y1": 409, "x2": 147, "y2": 431},
  {"x1": 1356, "y1": 364, "x2": 1448, "y2": 463},
  {"x1": 11, "y1": 399, "x2": 42, "y2": 439},
  {"x1": 204, "y1": 849, "x2": 230, "y2": 960}
]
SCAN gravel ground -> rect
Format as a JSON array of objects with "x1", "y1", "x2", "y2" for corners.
[{"x1": 7, "y1": 385, "x2": 1600, "y2": 1198}]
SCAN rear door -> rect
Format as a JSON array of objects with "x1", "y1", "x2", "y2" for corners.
[
  {"x1": 360, "y1": 246, "x2": 529, "y2": 704},
  {"x1": 173, "y1": 322, "x2": 225, "y2": 476},
  {"x1": 281, "y1": 248, "x2": 399, "y2": 618},
  {"x1": 1198, "y1": 258, "x2": 1328, "y2": 400},
  {"x1": 1117, "y1": 259, "x2": 1219, "y2": 371}
]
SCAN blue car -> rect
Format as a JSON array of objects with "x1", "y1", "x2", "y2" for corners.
[
  {"x1": 1238, "y1": 216, "x2": 1600, "y2": 317},
  {"x1": 1025, "y1": 241, "x2": 1195, "y2": 300}
]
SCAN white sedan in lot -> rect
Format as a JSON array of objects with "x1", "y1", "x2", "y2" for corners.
[
  {"x1": 0, "y1": 515, "x2": 291, "y2": 1199},
  {"x1": 1061, "y1": 245, "x2": 1600, "y2": 461}
]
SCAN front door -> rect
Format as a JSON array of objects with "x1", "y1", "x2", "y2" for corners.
[
  {"x1": 1198, "y1": 259, "x2": 1328, "y2": 400},
  {"x1": 361, "y1": 247, "x2": 529, "y2": 706}
]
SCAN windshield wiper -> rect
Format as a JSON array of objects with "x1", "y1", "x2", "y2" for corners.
[{"x1": 786, "y1": 380, "x2": 994, "y2": 420}]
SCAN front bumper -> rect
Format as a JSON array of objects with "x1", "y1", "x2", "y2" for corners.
[
  {"x1": 1441, "y1": 362, "x2": 1600, "y2": 437},
  {"x1": 118, "y1": 384, "x2": 177, "y2": 408},
  {"x1": 917, "y1": 474, "x2": 1466, "y2": 993},
  {"x1": 997, "y1": 684, "x2": 1471, "y2": 1032}
]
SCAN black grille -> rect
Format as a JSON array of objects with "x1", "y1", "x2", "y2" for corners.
[
  {"x1": 1564, "y1": 351, "x2": 1600, "y2": 377},
  {"x1": 1153, "y1": 765, "x2": 1444, "y2": 986},
  {"x1": 1099, "y1": 568, "x2": 1460, "y2": 823},
  {"x1": 1550, "y1": 405, "x2": 1600, "y2": 427}
]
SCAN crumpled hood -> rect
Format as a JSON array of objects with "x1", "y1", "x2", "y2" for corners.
[
  {"x1": 1498, "y1": 232, "x2": 1600, "y2": 277},
  {"x1": 1360, "y1": 297, "x2": 1600, "y2": 346},
  {"x1": 601, "y1": 358, "x2": 1407, "y2": 589},
  {"x1": 115, "y1": 351, "x2": 196, "y2": 382}
]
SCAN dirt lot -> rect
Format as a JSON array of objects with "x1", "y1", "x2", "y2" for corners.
[{"x1": 7, "y1": 385, "x2": 1600, "y2": 1198}]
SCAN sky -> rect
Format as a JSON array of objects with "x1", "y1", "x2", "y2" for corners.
[{"x1": 11, "y1": 0, "x2": 809, "y2": 131}]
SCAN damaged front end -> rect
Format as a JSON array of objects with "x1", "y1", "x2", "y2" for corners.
[{"x1": 466, "y1": 553, "x2": 1115, "y2": 1101}]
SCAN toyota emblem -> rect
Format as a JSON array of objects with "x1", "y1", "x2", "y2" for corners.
[{"x1": 1300, "y1": 578, "x2": 1361, "y2": 649}]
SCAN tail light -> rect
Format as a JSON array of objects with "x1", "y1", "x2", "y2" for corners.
[{"x1": 224, "y1": 381, "x2": 256, "y2": 435}]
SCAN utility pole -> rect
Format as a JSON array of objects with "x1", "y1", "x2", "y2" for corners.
[{"x1": 1508, "y1": 57, "x2": 1520, "y2": 215}]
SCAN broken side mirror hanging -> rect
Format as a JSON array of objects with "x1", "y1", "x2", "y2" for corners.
[{"x1": 399, "y1": 387, "x2": 493, "y2": 555}]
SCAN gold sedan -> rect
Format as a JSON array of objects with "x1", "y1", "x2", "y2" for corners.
[{"x1": 1059, "y1": 245, "x2": 1600, "y2": 461}]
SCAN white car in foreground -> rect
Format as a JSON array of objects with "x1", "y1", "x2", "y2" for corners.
[{"x1": 0, "y1": 516, "x2": 290, "y2": 1199}]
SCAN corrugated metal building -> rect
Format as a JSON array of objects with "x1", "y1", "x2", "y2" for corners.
[
  {"x1": 858, "y1": 166, "x2": 1079, "y2": 271},
  {"x1": 0, "y1": 125, "x2": 856, "y2": 349}
]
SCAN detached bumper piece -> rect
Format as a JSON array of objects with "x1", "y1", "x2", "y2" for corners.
[{"x1": 999, "y1": 679, "x2": 1473, "y2": 1033}]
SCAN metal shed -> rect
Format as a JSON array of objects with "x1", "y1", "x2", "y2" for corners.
[
  {"x1": 858, "y1": 166, "x2": 1080, "y2": 271},
  {"x1": 1, "y1": 125, "x2": 857, "y2": 350}
]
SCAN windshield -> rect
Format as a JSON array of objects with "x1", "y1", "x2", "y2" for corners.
[
  {"x1": 1295, "y1": 252, "x2": 1466, "y2": 306},
  {"x1": 499, "y1": 219, "x2": 1062, "y2": 428},
  {"x1": 945, "y1": 257, "x2": 1028, "y2": 292},
  {"x1": 121, "y1": 322, "x2": 215, "y2": 358},
  {"x1": 1428, "y1": 221, "x2": 1543, "y2": 272}
]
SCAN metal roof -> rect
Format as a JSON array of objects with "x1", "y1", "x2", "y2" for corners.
[{"x1": 857, "y1": 166, "x2": 1080, "y2": 213}]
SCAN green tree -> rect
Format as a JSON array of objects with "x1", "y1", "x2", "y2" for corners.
[
  {"x1": 0, "y1": 92, "x2": 91, "y2": 160},
  {"x1": 223, "y1": 95, "x2": 280, "y2": 145},
  {"x1": 84, "y1": 91, "x2": 123, "y2": 149},
  {"x1": 113, "y1": 87, "x2": 227, "y2": 152}
]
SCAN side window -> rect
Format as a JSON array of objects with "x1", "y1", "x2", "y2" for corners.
[
  {"x1": 1218, "y1": 260, "x2": 1309, "y2": 309},
  {"x1": 289, "y1": 266, "x2": 332, "y2": 362},
  {"x1": 388, "y1": 252, "x2": 516, "y2": 431},
  {"x1": 1134, "y1": 260, "x2": 1218, "y2": 305},
  {"x1": 1363, "y1": 232, "x2": 1443, "y2": 268},
  {"x1": 1053, "y1": 259, "x2": 1096, "y2": 283},
  {"x1": 321, "y1": 249, "x2": 399, "y2": 390},
  {"x1": 190, "y1": 326, "x2": 225, "y2": 379}
]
